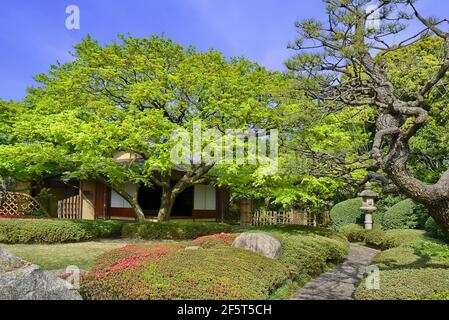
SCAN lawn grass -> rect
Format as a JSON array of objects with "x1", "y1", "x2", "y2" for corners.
[{"x1": 1, "y1": 242, "x2": 127, "y2": 270}]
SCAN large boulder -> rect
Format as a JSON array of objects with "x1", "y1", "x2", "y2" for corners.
[
  {"x1": 233, "y1": 232, "x2": 282, "y2": 259},
  {"x1": 0, "y1": 249, "x2": 82, "y2": 300}
]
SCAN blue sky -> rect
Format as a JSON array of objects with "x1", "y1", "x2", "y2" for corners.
[{"x1": 0, "y1": 0, "x2": 447, "y2": 101}]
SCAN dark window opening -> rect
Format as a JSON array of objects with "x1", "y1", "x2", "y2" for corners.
[
  {"x1": 138, "y1": 184, "x2": 162, "y2": 216},
  {"x1": 172, "y1": 186, "x2": 193, "y2": 216},
  {"x1": 138, "y1": 183, "x2": 194, "y2": 217}
]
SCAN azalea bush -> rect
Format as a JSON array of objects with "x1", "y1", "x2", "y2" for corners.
[
  {"x1": 251, "y1": 225, "x2": 349, "y2": 276},
  {"x1": 81, "y1": 225, "x2": 349, "y2": 300},
  {"x1": 356, "y1": 268, "x2": 449, "y2": 300},
  {"x1": 81, "y1": 242, "x2": 288, "y2": 300},
  {"x1": 191, "y1": 233, "x2": 239, "y2": 248}
]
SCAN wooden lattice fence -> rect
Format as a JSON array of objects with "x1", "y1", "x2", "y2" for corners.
[
  {"x1": 0, "y1": 192, "x2": 43, "y2": 216},
  {"x1": 251, "y1": 209, "x2": 316, "y2": 227}
]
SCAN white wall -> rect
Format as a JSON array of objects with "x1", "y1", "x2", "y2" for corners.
[
  {"x1": 194, "y1": 185, "x2": 216, "y2": 210},
  {"x1": 110, "y1": 183, "x2": 137, "y2": 208}
]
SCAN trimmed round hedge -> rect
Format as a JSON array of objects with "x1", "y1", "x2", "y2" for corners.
[
  {"x1": 339, "y1": 224, "x2": 366, "y2": 243},
  {"x1": 0, "y1": 219, "x2": 124, "y2": 244},
  {"x1": 381, "y1": 199, "x2": 418, "y2": 230},
  {"x1": 341, "y1": 225, "x2": 436, "y2": 250},
  {"x1": 330, "y1": 198, "x2": 363, "y2": 230}
]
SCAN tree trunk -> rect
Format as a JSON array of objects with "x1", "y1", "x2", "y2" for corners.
[
  {"x1": 383, "y1": 161, "x2": 449, "y2": 238},
  {"x1": 158, "y1": 186, "x2": 176, "y2": 222},
  {"x1": 155, "y1": 166, "x2": 213, "y2": 221},
  {"x1": 156, "y1": 177, "x2": 194, "y2": 221},
  {"x1": 126, "y1": 195, "x2": 146, "y2": 222},
  {"x1": 116, "y1": 189, "x2": 146, "y2": 222},
  {"x1": 101, "y1": 180, "x2": 146, "y2": 222}
]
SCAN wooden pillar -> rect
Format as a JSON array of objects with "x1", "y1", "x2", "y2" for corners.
[
  {"x1": 80, "y1": 181, "x2": 96, "y2": 220},
  {"x1": 239, "y1": 199, "x2": 252, "y2": 227},
  {"x1": 216, "y1": 187, "x2": 230, "y2": 222},
  {"x1": 94, "y1": 181, "x2": 111, "y2": 220},
  {"x1": 322, "y1": 209, "x2": 331, "y2": 227}
]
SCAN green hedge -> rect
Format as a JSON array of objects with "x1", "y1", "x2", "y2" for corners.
[
  {"x1": 0, "y1": 219, "x2": 234, "y2": 244},
  {"x1": 339, "y1": 224, "x2": 366, "y2": 242},
  {"x1": 341, "y1": 225, "x2": 436, "y2": 250},
  {"x1": 414, "y1": 203, "x2": 430, "y2": 229},
  {"x1": 341, "y1": 226, "x2": 400, "y2": 250},
  {"x1": 381, "y1": 199, "x2": 418, "y2": 230},
  {"x1": 363, "y1": 229, "x2": 403, "y2": 250},
  {"x1": 425, "y1": 217, "x2": 446, "y2": 240},
  {"x1": 0, "y1": 219, "x2": 124, "y2": 244},
  {"x1": 81, "y1": 225, "x2": 349, "y2": 300},
  {"x1": 330, "y1": 198, "x2": 363, "y2": 230},
  {"x1": 121, "y1": 221, "x2": 234, "y2": 240}
]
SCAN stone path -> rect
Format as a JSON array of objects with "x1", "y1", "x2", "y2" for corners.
[{"x1": 291, "y1": 244, "x2": 380, "y2": 300}]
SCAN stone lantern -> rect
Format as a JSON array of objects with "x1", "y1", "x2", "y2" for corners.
[{"x1": 358, "y1": 182, "x2": 378, "y2": 230}]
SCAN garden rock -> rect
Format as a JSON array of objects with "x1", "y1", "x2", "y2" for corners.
[
  {"x1": 233, "y1": 232, "x2": 282, "y2": 259},
  {"x1": 0, "y1": 248, "x2": 82, "y2": 300},
  {"x1": 0, "y1": 248, "x2": 28, "y2": 272}
]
